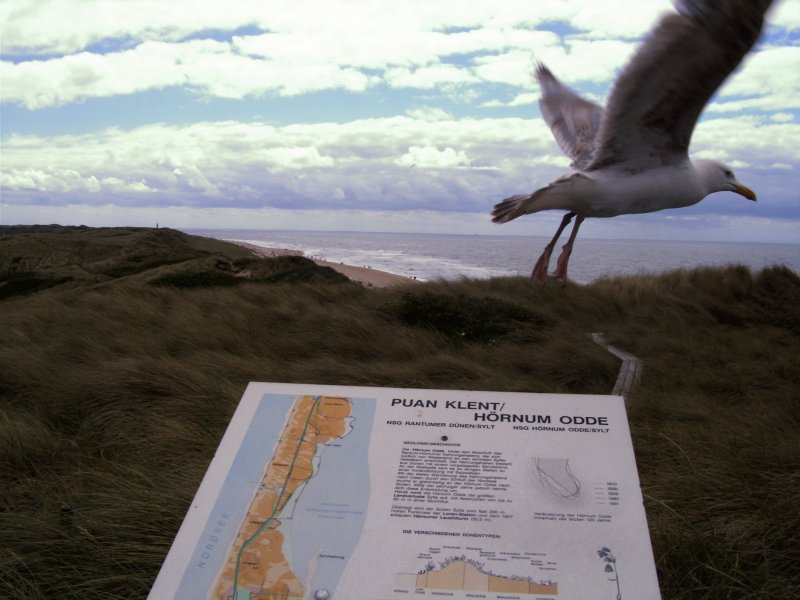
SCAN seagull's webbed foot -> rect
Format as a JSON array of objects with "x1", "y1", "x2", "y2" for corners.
[
  {"x1": 553, "y1": 215, "x2": 584, "y2": 286},
  {"x1": 531, "y1": 212, "x2": 575, "y2": 284}
]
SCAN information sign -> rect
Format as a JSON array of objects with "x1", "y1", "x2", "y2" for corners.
[{"x1": 149, "y1": 383, "x2": 660, "y2": 599}]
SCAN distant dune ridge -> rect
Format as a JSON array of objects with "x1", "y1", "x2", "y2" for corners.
[
  {"x1": 1, "y1": 225, "x2": 799, "y2": 599},
  {"x1": 0, "y1": 225, "x2": 352, "y2": 298}
]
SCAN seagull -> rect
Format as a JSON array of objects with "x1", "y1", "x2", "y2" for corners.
[{"x1": 492, "y1": 0, "x2": 771, "y2": 283}]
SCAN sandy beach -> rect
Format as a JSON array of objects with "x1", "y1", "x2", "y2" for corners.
[{"x1": 233, "y1": 241, "x2": 419, "y2": 288}]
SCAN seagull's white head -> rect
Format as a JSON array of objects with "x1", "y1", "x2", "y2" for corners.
[{"x1": 696, "y1": 159, "x2": 757, "y2": 201}]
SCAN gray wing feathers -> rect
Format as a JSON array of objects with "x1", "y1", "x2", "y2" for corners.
[
  {"x1": 587, "y1": 0, "x2": 773, "y2": 171},
  {"x1": 536, "y1": 64, "x2": 603, "y2": 171}
]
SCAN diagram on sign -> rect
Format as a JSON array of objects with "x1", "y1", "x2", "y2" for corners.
[
  {"x1": 395, "y1": 546, "x2": 558, "y2": 596},
  {"x1": 535, "y1": 457, "x2": 581, "y2": 500}
]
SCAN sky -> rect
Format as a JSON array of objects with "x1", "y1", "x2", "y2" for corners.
[{"x1": 1, "y1": 0, "x2": 799, "y2": 242}]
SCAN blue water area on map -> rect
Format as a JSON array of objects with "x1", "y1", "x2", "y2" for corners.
[
  {"x1": 285, "y1": 397, "x2": 376, "y2": 598},
  {"x1": 176, "y1": 393, "x2": 296, "y2": 599}
]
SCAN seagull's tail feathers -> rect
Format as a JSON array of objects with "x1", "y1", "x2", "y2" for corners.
[
  {"x1": 493, "y1": 174, "x2": 586, "y2": 224},
  {"x1": 492, "y1": 194, "x2": 539, "y2": 223}
]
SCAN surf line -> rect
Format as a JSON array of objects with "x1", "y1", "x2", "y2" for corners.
[{"x1": 232, "y1": 395, "x2": 322, "y2": 599}]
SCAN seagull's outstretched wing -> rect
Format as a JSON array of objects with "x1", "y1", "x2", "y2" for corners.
[
  {"x1": 587, "y1": 0, "x2": 773, "y2": 172},
  {"x1": 536, "y1": 64, "x2": 603, "y2": 171}
]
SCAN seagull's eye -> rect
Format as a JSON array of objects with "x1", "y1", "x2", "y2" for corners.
[{"x1": 724, "y1": 169, "x2": 733, "y2": 178}]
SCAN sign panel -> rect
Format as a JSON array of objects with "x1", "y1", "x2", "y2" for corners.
[{"x1": 149, "y1": 383, "x2": 660, "y2": 599}]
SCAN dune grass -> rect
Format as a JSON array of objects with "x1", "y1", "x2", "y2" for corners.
[{"x1": 1, "y1": 229, "x2": 798, "y2": 598}]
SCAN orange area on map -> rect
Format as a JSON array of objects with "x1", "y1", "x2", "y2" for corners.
[
  {"x1": 416, "y1": 560, "x2": 558, "y2": 595},
  {"x1": 210, "y1": 395, "x2": 351, "y2": 600}
]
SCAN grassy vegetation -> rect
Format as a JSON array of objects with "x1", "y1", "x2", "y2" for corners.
[{"x1": 1, "y1": 226, "x2": 798, "y2": 598}]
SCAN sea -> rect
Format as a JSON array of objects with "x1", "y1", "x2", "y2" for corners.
[{"x1": 185, "y1": 229, "x2": 800, "y2": 284}]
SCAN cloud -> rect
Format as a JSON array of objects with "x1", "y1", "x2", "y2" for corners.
[
  {"x1": 693, "y1": 116, "x2": 800, "y2": 164},
  {"x1": 1, "y1": 0, "x2": 674, "y2": 56},
  {"x1": 0, "y1": 115, "x2": 557, "y2": 213},
  {"x1": 568, "y1": 0, "x2": 674, "y2": 38},
  {"x1": 1, "y1": 39, "x2": 377, "y2": 109},
  {"x1": 473, "y1": 38, "x2": 636, "y2": 89},
  {"x1": 708, "y1": 46, "x2": 800, "y2": 113},
  {"x1": 3, "y1": 1, "x2": 794, "y2": 64},
  {"x1": 405, "y1": 107, "x2": 454, "y2": 121},
  {"x1": 1, "y1": 0, "x2": 263, "y2": 55},
  {"x1": 385, "y1": 64, "x2": 478, "y2": 89},
  {"x1": 2, "y1": 112, "x2": 796, "y2": 215},
  {"x1": 0, "y1": 167, "x2": 155, "y2": 195},
  {"x1": 2, "y1": 1, "x2": 795, "y2": 110},
  {"x1": 769, "y1": 0, "x2": 800, "y2": 30},
  {"x1": 2, "y1": 29, "x2": 553, "y2": 108},
  {"x1": 397, "y1": 146, "x2": 470, "y2": 168},
  {"x1": 232, "y1": 28, "x2": 559, "y2": 71},
  {"x1": 770, "y1": 112, "x2": 795, "y2": 123},
  {"x1": 481, "y1": 92, "x2": 540, "y2": 108}
]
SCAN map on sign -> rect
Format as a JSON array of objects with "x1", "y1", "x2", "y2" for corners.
[{"x1": 149, "y1": 383, "x2": 661, "y2": 600}]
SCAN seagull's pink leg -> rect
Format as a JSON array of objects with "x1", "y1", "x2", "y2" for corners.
[
  {"x1": 553, "y1": 215, "x2": 584, "y2": 285},
  {"x1": 532, "y1": 212, "x2": 575, "y2": 283}
]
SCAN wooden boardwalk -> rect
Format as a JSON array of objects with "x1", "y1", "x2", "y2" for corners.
[{"x1": 590, "y1": 333, "x2": 642, "y2": 398}]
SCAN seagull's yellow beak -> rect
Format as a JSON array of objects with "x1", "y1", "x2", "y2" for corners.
[{"x1": 734, "y1": 183, "x2": 757, "y2": 201}]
